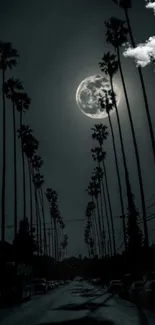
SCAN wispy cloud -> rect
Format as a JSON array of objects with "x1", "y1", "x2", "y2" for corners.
[{"x1": 123, "y1": 1, "x2": 155, "y2": 68}]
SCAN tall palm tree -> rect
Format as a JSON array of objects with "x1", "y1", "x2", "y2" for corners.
[
  {"x1": 99, "y1": 89, "x2": 125, "y2": 245},
  {"x1": 99, "y1": 51, "x2": 140, "y2": 251},
  {"x1": 33, "y1": 172, "x2": 44, "y2": 255},
  {"x1": 105, "y1": 17, "x2": 149, "y2": 248},
  {"x1": 16, "y1": 93, "x2": 31, "y2": 221},
  {"x1": 91, "y1": 146, "x2": 116, "y2": 254},
  {"x1": 92, "y1": 166, "x2": 111, "y2": 256},
  {"x1": 91, "y1": 124, "x2": 117, "y2": 254},
  {"x1": 4, "y1": 78, "x2": 23, "y2": 237},
  {"x1": 112, "y1": 0, "x2": 155, "y2": 163},
  {"x1": 31, "y1": 154, "x2": 47, "y2": 254},
  {"x1": 86, "y1": 179, "x2": 103, "y2": 257},
  {"x1": 45, "y1": 188, "x2": 59, "y2": 260},
  {"x1": 22, "y1": 132, "x2": 39, "y2": 236},
  {"x1": 0, "y1": 42, "x2": 19, "y2": 242},
  {"x1": 86, "y1": 201, "x2": 97, "y2": 255},
  {"x1": 91, "y1": 147, "x2": 116, "y2": 255}
]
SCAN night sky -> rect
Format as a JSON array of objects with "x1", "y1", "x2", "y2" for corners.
[{"x1": 0, "y1": 0, "x2": 155, "y2": 256}]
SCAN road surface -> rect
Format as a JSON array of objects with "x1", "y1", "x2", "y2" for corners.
[{"x1": 0, "y1": 280, "x2": 155, "y2": 325}]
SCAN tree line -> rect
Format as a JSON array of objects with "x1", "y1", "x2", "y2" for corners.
[
  {"x1": 0, "y1": 43, "x2": 68, "y2": 261},
  {"x1": 84, "y1": 1, "x2": 154, "y2": 263}
]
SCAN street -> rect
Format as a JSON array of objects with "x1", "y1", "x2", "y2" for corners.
[{"x1": 0, "y1": 280, "x2": 155, "y2": 325}]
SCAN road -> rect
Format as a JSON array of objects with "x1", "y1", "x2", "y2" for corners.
[{"x1": 0, "y1": 280, "x2": 155, "y2": 325}]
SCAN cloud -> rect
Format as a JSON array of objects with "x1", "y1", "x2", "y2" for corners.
[
  {"x1": 145, "y1": 1, "x2": 155, "y2": 14},
  {"x1": 123, "y1": 1, "x2": 155, "y2": 68}
]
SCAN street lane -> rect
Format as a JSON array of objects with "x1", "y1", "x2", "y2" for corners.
[{"x1": 0, "y1": 280, "x2": 155, "y2": 325}]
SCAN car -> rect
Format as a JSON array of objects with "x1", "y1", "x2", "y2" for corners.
[
  {"x1": 34, "y1": 278, "x2": 48, "y2": 294},
  {"x1": 47, "y1": 281, "x2": 54, "y2": 290},
  {"x1": 143, "y1": 280, "x2": 155, "y2": 307},
  {"x1": 129, "y1": 281, "x2": 144, "y2": 303},
  {"x1": 108, "y1": 280, "x2": 123, "y2": 294},
  {"x1": 119, "y1": 274, "x2": 135, "y2": 300}
]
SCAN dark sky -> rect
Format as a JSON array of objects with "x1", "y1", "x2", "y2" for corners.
[{"x1": 0, "y1": 0, "x2": 155, "y2": 256}]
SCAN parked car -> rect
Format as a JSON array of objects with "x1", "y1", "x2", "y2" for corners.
[
  {"x1": 119, "y1": 274, "x2": 135, "y2": 300},
  {"x1": 59, "y1": 280, "x2": 65, "y2": 285},
  {"x1": 54, "y1": 281, "x2": 59, "y2": 287},
  {"x1": 47, "y1": 281, "x2": 54, "y2": 290},
  {"x1": 143, "y1": 280, "x2": 155, "y2": 308},
  {"x1": 129, "y1": 281, "x2": 144, "y2": 303},
  {"x1": 108, "y1": 280, "x2": 123, "y2": 294},
  {"x1": 34, "y1": 278, "x2": 48, "y2": 294}
]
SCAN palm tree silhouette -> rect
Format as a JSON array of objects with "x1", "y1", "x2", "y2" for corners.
[
  {"x1": 4, "y1": 78, "x2": 23, "y2": 237},
  {"x1": 16, "y1": 93, "x2": 31, "y2": 221},
  {"x1": 91, "y1": 147, "x2": 116, "y2": 255},
  {"x1": 22, "y1": 131, "x2": 39, "y2": 237},
  {"x1": 45, "y1": 188, "x2": 59, "y2": 260},
  {"x1": 99, "y1": 90, "x2": 125, "y2": 251},
  {"x1": 86, "y1": 201, "x2": 97, "y2": 256},
  {"x1": 99, "y1": 51, "x2": 141, "y2": 252},
  {"x1": 31, "y1": 154, "x2": 47, "y2": 255},
  {"x1": 86, "y1": 180, "x2": 102, "y2": 257},
  {"x1": 33, "y1": 172, "x2": 44, "y2": 255},
  {"x1": 0, "y1": 42, "x2": 19, "y2": 242},
  {"x1": 113, "y1": 0, "x2": 155, "y2": 163},
  {"x1": 91, "y1": 146, "x2": 116, "y2": 255},
  {"x1": 92, "y1": 166, "x2": 111, "y2": 257},
  {"x1": 105, "y1": 17, "x2": 149, "y2": 248}
]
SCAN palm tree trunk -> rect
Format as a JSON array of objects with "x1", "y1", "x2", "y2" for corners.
[
  {"x1": 95, "y1": 196, "x2": 103, "y2": 258},
  {"x1": 38, "y1": 189, "x2": 46, "y2": 254},
  {"x1": 1, "y1": 69, "x2": 6, "y2": 242},
  {"x1": 92, "y1": 203, "x2": 100, "y2": 256},
  {"x1": 48, "y1": 228, "x2": 51, "y2": 256},
  {"x1": 91, "y1": 215, "x2": 97, "y2": 255},
  {"x1": 27, "y1": 159, "x2": 33, "y2": 236},
  {"x1": 98, "y1": 178, "x2": 105, "y2": 256},
  {"x1": 40, "y1": 189, "x2": 47, "y2": 255},
  {"x1": 117, "y1": 47, "x2": 149, "y2": 248},
  {"x1": 34, "y1": 189, "x2": 39, "y2": 256},
  {"x1": 13, "y1": 101, "x2": 17, "y2": 238},
  {"x1": 102, "y1": 159, "x2": 116, "y2": 254},
  {"x1": 124, "y1": 8, "x2": 155, "y2": 163},
  {"x1": 110, "y1": 77, "x2": 132, "y2": 251},
  {"x1": 20, "y1": 111, "x2": 26, "y2": 220},
  {"x1": 108, "y1": 112, "x2": 123, "y2": 255},
  {"x1": 37, "y1": 197, "x2": 42, "y2": 255},
  {"x1": 101, "y1": 178, "x2": 112, "y2": 256},
  {"x1": 54, "y1": 218, "x2": 57, "y2": 260},
  {"x1": 50, "y1": 215, "x2": 54, "y2": 258}
]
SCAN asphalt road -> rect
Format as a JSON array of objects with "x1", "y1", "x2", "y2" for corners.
[{"x1": 0, "y1": 280, "x2": 155, "y2": 325}]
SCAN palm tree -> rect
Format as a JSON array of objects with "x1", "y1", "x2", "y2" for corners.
[
  {"x1": 85, "y1": 201, "x2": 97, "y2": 256},
  {"x1": 45, "y1": 188, "x2": 59, "y2": 260},
  {"x1": 105, "y1": 17, "x2": 149, "y2": 248},
  {"x1": 33, "y1": 172, "x2": 44, "y2": 255},
  {"x1": 31, "y1": 154, "x2": 47, "y2": 254},
  {"x1": 99, "y1": 51, "x2": 140, "y2": 252},
  {"x1": 92, "y1": 166, "x2": 111, "y2": 256},
  {"x1": 0, "y1": 42, "x2": 19, "y2": 242},
  {"x1": 4, "y1": 78, "x2": 23, "y2": 237},
  {"x1": 22, "y1": 132, "x2": 39, "y2": 236},
  {"x1": 86, "y1": 180, "x2": 102, "y2": 257},
  {"x1": 99, "y1": 90, "x2": 125, "y2": 248},
  {"x1": 112, "y1": 0, "x2": 155, "y2": 163},
  {"x1": 91, "y1": 124, "x2": 117, "y2": 254},
  {"x1": 91, "y1": 147, "x2": 116, "y2": 255},
  {"x1": 16, "y1": 93, "x2": 31, "y2": 221}
]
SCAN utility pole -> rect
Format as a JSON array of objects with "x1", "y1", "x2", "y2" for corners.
[{"x1": 120, "y1": 214, "x2": 127, "y2": 253}]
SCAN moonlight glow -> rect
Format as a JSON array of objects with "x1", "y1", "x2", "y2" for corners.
[{"x1": 76, "y1": 75, "x2": 120, "y2": 119}]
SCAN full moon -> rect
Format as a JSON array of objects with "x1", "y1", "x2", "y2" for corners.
[{"x1": 76, "y1": 75, "x2": 120, "y2": 119}]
